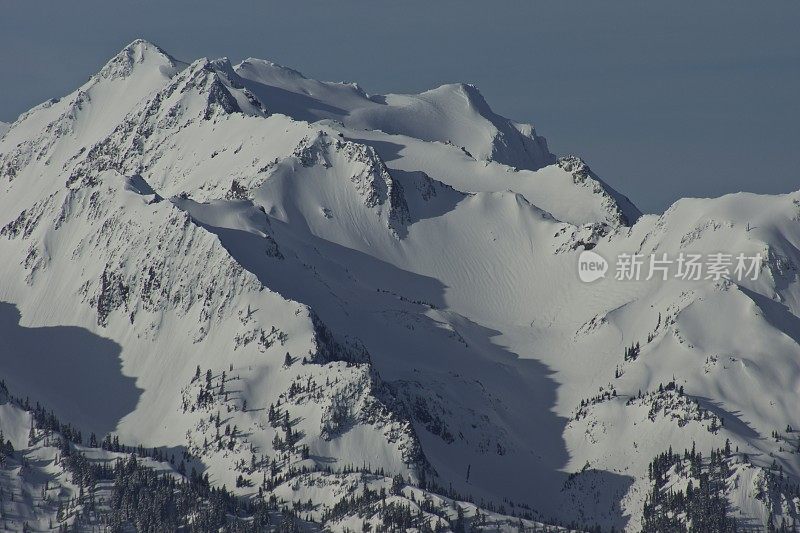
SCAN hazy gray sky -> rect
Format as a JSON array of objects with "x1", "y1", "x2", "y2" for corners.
[{"x1": 1, "y1": 1, "x2": 798, "y2": 213}]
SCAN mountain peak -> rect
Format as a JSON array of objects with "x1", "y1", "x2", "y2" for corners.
[
  {"x1": 122, "y1": 38, "x2": 162, "y2": 54},
  {"x1": 96, "y1": 38, "x2": 181, "y2": 81},
  {"x1": 426, "y1": 82, "x2": 485, "y2": 106},
  {"x1": 240, "y1": 57, "x2": 306, "y2": 78},
  {"x1": 557, "y1": 155, "x2": 642, "y2": 226}
]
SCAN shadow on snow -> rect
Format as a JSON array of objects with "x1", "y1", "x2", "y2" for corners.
[{"x1": 0, "y1": 301, "x2": 141, "y2": 438}]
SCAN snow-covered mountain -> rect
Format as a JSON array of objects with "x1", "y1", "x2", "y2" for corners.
[{"x1": 0, "y1": 39, "x2": 798, "y2": 531}]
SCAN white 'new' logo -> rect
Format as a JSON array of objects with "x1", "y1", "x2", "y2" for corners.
[{"x1": 578, "y1": 250, "x2": 608, "y2": 283}]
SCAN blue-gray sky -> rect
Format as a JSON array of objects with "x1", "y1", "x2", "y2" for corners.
[{"x1": 1, "y1": 0, "x2": 798, "y2": 213}]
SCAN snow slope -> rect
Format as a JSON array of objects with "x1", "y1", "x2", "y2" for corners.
[
  {"x1": 235, "y1": 59, "x2": 555, "y2": 171},
  {"x1": 1, "y1": 40, "x2": 798, "y2": 531},
  {"x1": 1, "y1": 384, "x2": 573, "y2": 531}
]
